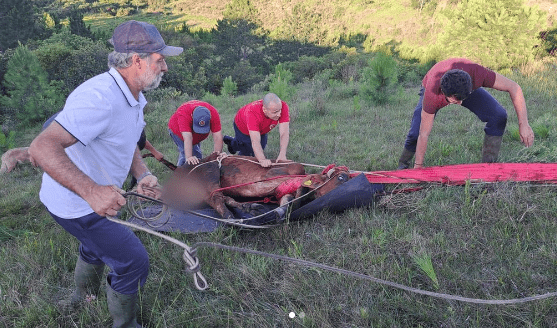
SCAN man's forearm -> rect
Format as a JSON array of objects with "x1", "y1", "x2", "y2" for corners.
[
  {"x1": 414, "y1": 135, "x2": 428, "y2": 167},
  {"x1": 252, "y1": 141, "x2": 266, "y2": 161},
  {"x1": 30, "y1": 137, "x2": 98, "y2": 199},
  {"x1": 278, "y1": 135, "x2": 289, "y2": 158}
]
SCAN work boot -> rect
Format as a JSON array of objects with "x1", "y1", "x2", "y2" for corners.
[
  {"x1": 481, "y1": 134, "x2": 503, "y2": 163},
  {"x1": 397, "y1": 148, "x2": 415, "y2": 169},
  {"x1": 223, "y1": 135, "x2": 236, "y2": 154},
  {"x1": 107, "y1": 284, "x2": 142, "y2": 328},
  {"x1": 58, "y1": 257, "x2": 105, "y2": 311}
]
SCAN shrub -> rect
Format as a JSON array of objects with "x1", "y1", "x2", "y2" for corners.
[
  {"x1": 226, "y1": 61, "x2": 264, "y2": 94},
  {"x1": 331, "y1": 52, "x2": 372, "y2": 83},
  {"x1": 116, "y1": 7, "x2": 134, "y2": 17},
  {"x1": 220, "y1": 76, "x2": 238, "y2": 96},
  {"x1": 434, "y1": 0, "x2": 546, "y2": 70},
  {"x1": 359, "y1": 52, "x2": 399, "y2": 105},
  {"x1": 35, "y1": 31, "x2": 109, "y2": 93},
  {"x1": 62, "y1": 41, "x2": 111, "y2": 92},
  {"x1": 162, "y1": 59, "x2": 207, "y2": 99},
  {"x1": 269, "y1": 63, "x2": 295, "y2": 102},
  {"x1": 281, "y1": 55, "x2": 330, "y2": 84},
  {"x1": 0, "y1": 48, "x2": 17, "y2": 97},
  {"x1": 143, "y1": 87, "x2": 183, "y2": 103},
  {"x1": 0, "y1": 43, "x2": 64, "y2": 127},
  {"x1": 0, "y1": 130, "x2": 16, "y2": 152}
]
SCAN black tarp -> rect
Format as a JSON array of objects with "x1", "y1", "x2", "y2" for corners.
[{"x1": 128, "y1": 174, "x2": 384, "y2": 233}]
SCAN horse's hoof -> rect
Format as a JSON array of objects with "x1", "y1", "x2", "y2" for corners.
[{"x1": 273, "y1": 206, "x2": 287, "y2": 221}]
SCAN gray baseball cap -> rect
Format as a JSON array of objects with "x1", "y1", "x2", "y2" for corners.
[{"x1": 109, "y1": 20, "x2": 183, "y2": 56}]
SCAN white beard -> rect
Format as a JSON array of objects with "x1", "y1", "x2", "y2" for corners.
[{"x1": 142, "y1": 71, "x2": 163, "y2": 91}]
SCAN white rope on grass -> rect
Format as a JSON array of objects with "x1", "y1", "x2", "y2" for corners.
[
  {"x1": 192, "y1": 241, "x2": 557, "y2": 305},
  {"x1": 107, "y1": 213, "x2": 557, "y2": 304}
]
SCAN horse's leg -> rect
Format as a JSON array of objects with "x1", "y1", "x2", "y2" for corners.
[
  {"x1": 223, "y1": 196, "x2": 266, "y2": 215},
  {"x1": 207, "y1": 192, "x2": 235, "y2": 221},
  {"x1": 290, "y1": 188, "x2": 307, "y2": 211},
  {"x1": 270, "y1": 194, "x2": 297, "y2": 221}
]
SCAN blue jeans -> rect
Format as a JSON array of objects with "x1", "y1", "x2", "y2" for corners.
[
  {"x1": 50, "y1": 211, "x2": 149, "y2": 295},
  {"x1": 403, "y1": 87, "x2": 508, "y2": 152},
  {"x1": 230, "y1": 122, "x2": 268, "y2": 156},
  {"x1": 169, "y1": 129, "x2": 202, "y2": 167}
]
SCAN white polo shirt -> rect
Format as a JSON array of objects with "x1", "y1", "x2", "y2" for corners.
[{"x1": 39, "y1": 68, "x2": 147, "y2": 219}]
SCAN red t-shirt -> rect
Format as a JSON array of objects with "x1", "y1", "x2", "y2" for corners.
[
  {"x1": 422, "y1": 58, "x2": 497, "y2": 114},
  {"x1": 234, "y1": 99, "x2": 290, "y2": 135},
  {"x1": 168, "y1": 100, "x2": 222, "y2": 145}
]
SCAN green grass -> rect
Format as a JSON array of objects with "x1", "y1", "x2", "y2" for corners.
[{"x1": 3, "y1": 61, "x2": 557, "y2": 327}]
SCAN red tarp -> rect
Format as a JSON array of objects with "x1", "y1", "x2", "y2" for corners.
[{"x1": 351, "y1": 163, "x2": 557, "y2": 185}]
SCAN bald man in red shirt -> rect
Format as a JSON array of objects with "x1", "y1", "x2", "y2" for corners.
[{"x1": 223, "y1": 93, "x2": 290, "y2": 167}]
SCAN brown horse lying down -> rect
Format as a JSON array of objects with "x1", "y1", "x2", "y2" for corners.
[
  {"x1": 161, "y1": 153, "x2": 351, "y2": 222},
  {"x1": 0, "y1": 147, "x2": 37, "y2": 174}
]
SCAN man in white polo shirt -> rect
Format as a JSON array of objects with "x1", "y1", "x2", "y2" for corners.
[{"x1": 29, "y1": 20, "x2": 183, "y2": 328}]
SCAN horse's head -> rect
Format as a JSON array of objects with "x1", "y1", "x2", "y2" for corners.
[{"x1": 300, "y1": 165, "x2": 350, "y2": 198}]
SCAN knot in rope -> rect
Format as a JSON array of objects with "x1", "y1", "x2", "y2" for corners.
[
  {"x1": 216, "y1": 152, "x2": 228, "y2": 168},
  {"x1": 182, "y1": 250, "x2": 201, "y2": 273},
  {"x1": 106, "y1": 214, "x2": 209, "y2": 291}
]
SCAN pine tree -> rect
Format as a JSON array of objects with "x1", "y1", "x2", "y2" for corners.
[
  {"x1": 68, "y1": 10, "x2": 94, "y2": 39},
  {"x1": 360, "y1": 52, "x2": 399, "y2": 105},
  {"x1": 1, "y1": 43, "x2": 65, "y2": 127},
  {"x1": 0, "y1": 0, "x2": 39, "y2": 51}
]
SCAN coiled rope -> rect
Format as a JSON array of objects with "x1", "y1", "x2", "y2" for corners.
[{"x1": 106, "y1": 214, "x2": 208, "y2": 291}]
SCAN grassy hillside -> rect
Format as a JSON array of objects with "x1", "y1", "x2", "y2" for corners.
[
  {"x1": 80, "y1": 0, "x2": 557, "y2": 70},
  {"x1": 86, "y1": 0, "x2": 433, "y2": 46},
  {"x1": 85, "y1": 0, "x2": 557, "y2": 44},
  {"x1": 3, "y1": 0, "x2": 557, "y2": 326},
  {"x1": 2, "y1": 60, "x2": 557, "y2": 326}
]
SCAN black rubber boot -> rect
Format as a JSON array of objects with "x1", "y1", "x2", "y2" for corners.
[
  {"x1": 397, "y1": 148, "x2": 415, "y2": 170},
  {"x1": 106, "y1": 284, "x2": 142, "y2": 328},
  {"x1": 59, "y1": 257, "x2": 104, "y2": 311},
  {"x1": 223, "y1": 135, "x2": 237, "y2": 154},
  {"x1": 481, "y1": 134, "x2": 503, "y2": 163}
]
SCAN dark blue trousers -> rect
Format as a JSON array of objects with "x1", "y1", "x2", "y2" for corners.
[
  {"x1": 50, "y1": 211, "x2": 149, "y2": 295},
  {"x1": 230, "y1": 122, "x2": 268, "y2": 156},
  {"x1": 403, "y1": 87, "x2": 508, "y2": 152}
]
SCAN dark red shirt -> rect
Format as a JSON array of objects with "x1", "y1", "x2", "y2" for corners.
[{"x1": 422, "y1": 58, "x2": 497, "y2": 114}]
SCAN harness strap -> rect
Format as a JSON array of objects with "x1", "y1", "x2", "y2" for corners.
[{"x1": 209, "y1": 175, "x2": 308, "y2": 199}]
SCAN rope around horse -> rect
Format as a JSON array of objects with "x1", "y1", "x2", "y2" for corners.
[
  {"x1": 125, "y1": 166, "x2": 340, "y2": 230},
  {"x1": 106, "y1": 214, "x2": 208, "y2": 291}
]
